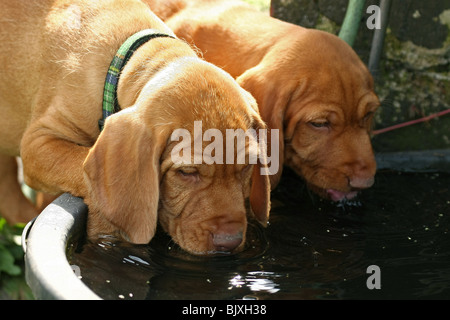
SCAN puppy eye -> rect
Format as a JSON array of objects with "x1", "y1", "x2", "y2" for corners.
[
  {"x1": 363, "y1": 112, "x2": 374, "y2": 121},
  {"x1": 177, "y1": 168, "x2": 199, "y2": 178},
  {"x1": 309, "y1": 121, "x2": 329, "y2": 129},
  {"x1": 361, "y1": 112, "x2": 375, "y2": 128}
]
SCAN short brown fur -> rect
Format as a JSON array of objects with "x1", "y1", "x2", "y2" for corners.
[
  {"x1": 144, "y1": 0, "x2": 380, "y2": 200},
  {"x1": 0, "y1": 0, "x2": 270, "y2": 254}
]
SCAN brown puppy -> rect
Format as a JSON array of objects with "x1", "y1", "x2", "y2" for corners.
[
  {"x1": 145, "y1": 0, "x2": 380, "y2": 201},
  {"x1": 0, "y1": 0, "x2": 270, "y2": 255}
]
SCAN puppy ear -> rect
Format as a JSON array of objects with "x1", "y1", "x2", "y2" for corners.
[
  {"x1": 83, "y1": 109, "x2": 164, "y2": 244},
  {"x1": 250, "y1": 162, "x2": 271, "y2": 227},
  {"x1": 237, "y1": 66, "x2": 287, "y2": 189},
  {"x1": 249, "y1": 116, "x2": 271, "y2": 227}
]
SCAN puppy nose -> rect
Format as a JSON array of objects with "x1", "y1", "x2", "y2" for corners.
[
  {"x1": 349, "y1": 176, "x2": 375, "y2": 190},
  {"x1": 348, "y1": 157, "x2": 376, "y2": 190},
  {"x1": 212, "y1": 232, "x2": 243, "y2": 252}
]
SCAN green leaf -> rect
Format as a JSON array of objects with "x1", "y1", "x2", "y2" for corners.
[
  {"x1": 0, "y1": 274, "x2": 34, "y2": 300},
  {"x1": 0, "y1": 245, "x2": 21, "y2": 276}
]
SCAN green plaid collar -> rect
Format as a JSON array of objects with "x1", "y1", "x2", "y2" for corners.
[{"x1": 99, "y1": 29, "x2": 175, "y2": 131}]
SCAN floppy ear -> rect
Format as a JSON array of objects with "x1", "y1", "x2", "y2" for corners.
[
  {"x1": 250, "y1": 157, "x2": 271, "y2": 227},
  {"x1": 83, "y1": 109, "x2": 164, "y2": 244},
  {"x1": 248, "y1": 113, "x2": 271, "y2": 227},
  {"x1": 237, "y1": 65, "x2": 289, "y2": 189}
]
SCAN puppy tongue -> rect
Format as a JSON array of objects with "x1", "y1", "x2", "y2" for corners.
[{"x1": 327, "y1": 189, "x2": 358, "y2": 202}]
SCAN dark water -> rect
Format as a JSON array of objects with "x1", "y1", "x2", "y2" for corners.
[{"x1": 70, "y1": 169, "x2": 450, "y2": 300}]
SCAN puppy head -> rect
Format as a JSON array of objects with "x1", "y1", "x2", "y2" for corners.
[
  {"x1": 237, "y1": 29, "x2": 379, "y2": 201},
  {"x1": 83, "y1": 59, "x2": 270, "y2": 254},
  {"x1": 156, "y1": 61, "x2": 270, "y2": 255}
]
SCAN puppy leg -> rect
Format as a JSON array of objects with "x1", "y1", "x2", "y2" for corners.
[
  {"x1": 20, "y1": 128, "x2": 90, "y2": 199},
  {"x1": 0, "y1": 154, "x2": 38, "y2": 224}
]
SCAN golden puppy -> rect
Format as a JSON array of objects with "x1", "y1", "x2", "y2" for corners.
[
  {"x1": 145, "y1": 0, "x2": 380, "y2": 201},
  {"x1": 0, "y1": 0, "x2": 270, "y2": 255}
]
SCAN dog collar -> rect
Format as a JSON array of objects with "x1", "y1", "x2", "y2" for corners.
[{"x1": 99, "y1": 29, "x2": 175, "y2": 131}]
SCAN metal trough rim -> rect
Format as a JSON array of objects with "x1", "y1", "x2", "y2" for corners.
[{"x1": 23, "y1": 193, "x2": 101, "y2": 300}]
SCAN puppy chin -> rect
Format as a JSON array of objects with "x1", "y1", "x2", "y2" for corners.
[
  {"x1": 326, "y1": 189, "x2": 359, "y2": 202},
  {"x1": 307, "y1": 182, "x2": 359, "y2": 202}
]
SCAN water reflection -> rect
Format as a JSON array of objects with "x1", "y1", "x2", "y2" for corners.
[
  {"x1": 70, "y1": 170, "x2": 450, "y2": 299},
  {"x1": 229, "y1": 272, "x2": 281, "y2": 294}
]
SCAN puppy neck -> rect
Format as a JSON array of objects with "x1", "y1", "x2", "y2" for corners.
[{"x1": 116, "y1": 37, "x2": 197, "y2": 110}]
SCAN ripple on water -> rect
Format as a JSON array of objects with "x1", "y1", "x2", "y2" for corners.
[{"x1": 70, "y1": 170, "x2": 450, "y2": 299}]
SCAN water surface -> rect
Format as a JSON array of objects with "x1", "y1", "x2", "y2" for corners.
[{"x1": 70, "y1": 169, "x2": 450, "y2": 299}]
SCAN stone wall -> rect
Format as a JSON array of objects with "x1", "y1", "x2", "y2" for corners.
[{"x1": 271, "y1": 0, "x2": 450, "y2": 151}]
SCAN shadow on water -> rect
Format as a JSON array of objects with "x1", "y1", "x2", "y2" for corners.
[{"x1": 70, "y1": 168, "x2": 450, "y2": 300}]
